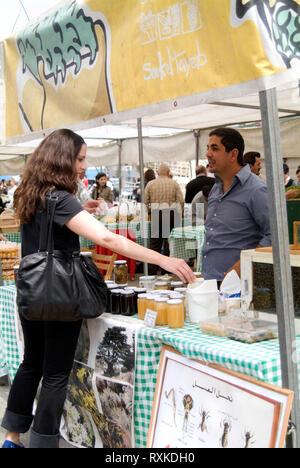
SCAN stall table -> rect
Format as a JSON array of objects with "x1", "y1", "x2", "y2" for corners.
[
  {"x1": 169, "y1": 225, "x2": 206, "y2": 271},
  {"x1": 1, "y1": 285, "x2": 300, "y2": 448}
]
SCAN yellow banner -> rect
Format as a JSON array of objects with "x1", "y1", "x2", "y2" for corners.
[{"x1": 3, "y1": 0, "x2": 300, "y2": 139}]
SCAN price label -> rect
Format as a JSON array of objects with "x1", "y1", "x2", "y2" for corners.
[{"x1": 144, "y1": 309, "x2": 157, "y2": 328}]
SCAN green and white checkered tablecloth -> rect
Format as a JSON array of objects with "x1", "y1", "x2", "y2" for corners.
[
  {"x1": 0, "y1": 286, "x2": 20, "y2": 382},
  {"x1": 2, "y1": 232, "x2": 21, "y2": 244},
  {"x1": 169, "y1": 225, "x2": 206, "y2": 271},
  {"x1": 134, "y1": 321, "x2": 300, "y2": 448},
  {"x1": 2, "y1": 285, "x2": 300, "y2": 448}
]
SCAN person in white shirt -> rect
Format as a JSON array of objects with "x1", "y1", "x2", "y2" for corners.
[{"x1": 7, "y1": 178, "x2": 17, "y2": 205}]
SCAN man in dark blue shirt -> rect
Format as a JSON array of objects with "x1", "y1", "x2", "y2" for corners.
[{"x1": 202, "y1": 127, "x2": 271, "y2": 282}]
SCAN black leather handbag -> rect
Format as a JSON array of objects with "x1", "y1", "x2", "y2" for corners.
[{"x1": 17, "y1": 191, "x2": 108, "y2": 322}]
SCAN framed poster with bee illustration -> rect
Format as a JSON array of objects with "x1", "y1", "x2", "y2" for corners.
[{"x1": 147, "y1": 346, "x2": 293, "y2": 449}]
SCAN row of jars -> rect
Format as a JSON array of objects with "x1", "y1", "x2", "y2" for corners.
[
  {"x1": 137, "y1": 291, "x2": 187, "y2": 328},
  {"x1": 106, "y1": 281, "x2": 187, "y2": 328}
]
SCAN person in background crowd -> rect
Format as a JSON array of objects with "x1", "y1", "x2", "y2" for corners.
[
  {"x1": 75, "y1": 169, "x2": 102, "y2": 214},
  {"x1": 7, "y1": 178, "x2": 17, "y2": 205},
  {"x1": 191, "y1": 184, "x2": 214, "y2": 226},
  {"x1": 243, "y1": 151, "x2": 262, "y2": 176},
  {"x1": 0, "y1": 179, "x2": 7, "y2": 194},
  {"x1": 185, "y1": 165, "x2": 215, "y2": 203},
  {"x1": 296, "y1": 168, "x2": 300, "y2": 186},
  {"x1": 202, "y1": 127, "x2": 271, "y2": 284},
  {"x1": 91, "y1": 172, "x2": 114, "y2": 206},
  {"x1": 82, "y1": 171, "x2": 88, "y2": 189},
  {"x1": 145, "y1": 163, "x2": 184, "y2": 274},
  {"x1": 133, "y1": 169, "x2": 156, "y2": 202},
  {"x1": 283, "y1": 163, "x2": 295, "y2": 188},
  {"x1": 106, "y1": 175, "x2": 113, "y2": 191},
  {"x1": 1, "y1": 129, "x2": 195, "y2": 449},
  {"x1": 286, "y1": 167, "x2": 300, "y2": 199},
  {"x1": 144, "y1": 168, "x2": 156, "y2": 187}
]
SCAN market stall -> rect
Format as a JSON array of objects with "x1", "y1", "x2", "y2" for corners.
[{"x1": 0, "y1": 284, "x2": 298, "y2": 448}]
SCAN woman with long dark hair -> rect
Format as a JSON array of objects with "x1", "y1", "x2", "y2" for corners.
[{"x1": 1, "y1": 129, "x2": 195, "y2": 449}]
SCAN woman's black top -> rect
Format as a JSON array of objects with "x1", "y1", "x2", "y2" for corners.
[{"x1": 21, "y1": 191, "x2": 84, "y2": 257}]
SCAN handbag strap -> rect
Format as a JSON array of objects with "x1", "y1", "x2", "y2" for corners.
[{"x1": 38, "y1": 190, "x2": 59, "y2": 253}]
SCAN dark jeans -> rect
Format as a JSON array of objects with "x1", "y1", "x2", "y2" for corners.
[{"x1": 1, "y1": 316, "x2": 82, "y2": 447}]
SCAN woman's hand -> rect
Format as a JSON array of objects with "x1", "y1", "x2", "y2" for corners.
[{"x1": 159, "y1": 256, "x2": 196, "y2": 284}]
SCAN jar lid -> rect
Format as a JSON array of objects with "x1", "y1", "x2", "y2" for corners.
[
  {"x1": 171, "y1": 281, "x2": 184, "y2": 285},
  {"x1": 121, "y1": 290, "x2": 134, "y2": 295},
  {"x1": 111, "y1": 289, "x2": 123, "y2": 294},
  {"x1": 174, "y1": 288, "x2": 187, "y2": 293},
  {"x1": 114, "y1": 260, "x2": 127, "y2": 265},
  {"x1": 167, "y1": 299, "x2": 183, "y2": 305},
  {"x1": 169, "y1": 292, "x2": 184, "y2": 299},
  {"x1": 105, "y1": 280, "x2": 115, "y2": 285},
  {"x1": 155, "y1": 297, "x2": 168, "y2": 302},
  {"x1": 153, "y1": 290, "x2": 170, "y2": 296},
  {"x1": 138, "y1": 294, "x2": 148, "y2": 298},
  {"x1": 107, "y1": 283, "x2": 119, "y2": 290},
  {"x1": 140, "y1": 276, "x2": 156, "y2": 280},
  {"x1": 134, "y1": 288, "x2": 147, "y2": 293},
  {"x1": 155, "y1": 281, "x2": 168, "y2": 286}
]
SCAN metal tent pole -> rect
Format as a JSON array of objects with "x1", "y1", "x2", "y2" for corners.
[
  {"x1": 194, "y1": 130, "x2": 200, "y2": 167},
  {"x1": 117, "y1": 140, "x2": 122, "y2": 201},
  {"x1": 259, "y1": 88, "x2": 300, "y2": 448},
  {"x1": 137, "y1": 118, "x2": 148, "y2": 276}
]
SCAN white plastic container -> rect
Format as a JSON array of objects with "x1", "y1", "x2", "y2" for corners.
[{"x1": 187, "y1": 279, "x2": 219, "y2": 322}]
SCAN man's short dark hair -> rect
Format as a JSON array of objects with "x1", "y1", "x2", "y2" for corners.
[
  {"x1": 243, "y1": 152, "x2": 261, "y2": 166},
  {"x1": 209, "y1": 127, "x2": 245, "y2": 166}
]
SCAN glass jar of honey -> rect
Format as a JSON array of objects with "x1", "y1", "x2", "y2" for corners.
[
  {"x1": 139, "y1": 276, "x2": 156, "y2": 291},
  {"x1": 146, "y1": 294, "x2": 156, "y2": 313},
  {"x1": 120, "y1": 290, "x2": 135, "y2": 316},
  {"x1": 167, "y1": 299, "x2": 184, "y2": 328},
  {"x1": 110, "y1": 289, "x2": 123, "y2": 315},
  {"x1": 154, "y1": 281, "x2": 168, "y2": 290},
  {"x1": 137, "y1": 294, "x2": 148, "y2": 320},
  {"x1": 170, "y1": 281, "x2": 184, "y2": 290},
  {"x1": 133, "y1": 288, "x2": 146, "y2": 315},
  {"x1": 154, "y1": 297, "x2": 168, "y2": 326},
  {"x1": 174, "y1": 288, "x2": 188, "y2": 319},
  {"x1": 114, "y1": 260, "x2": 128, "y2": 285}
]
